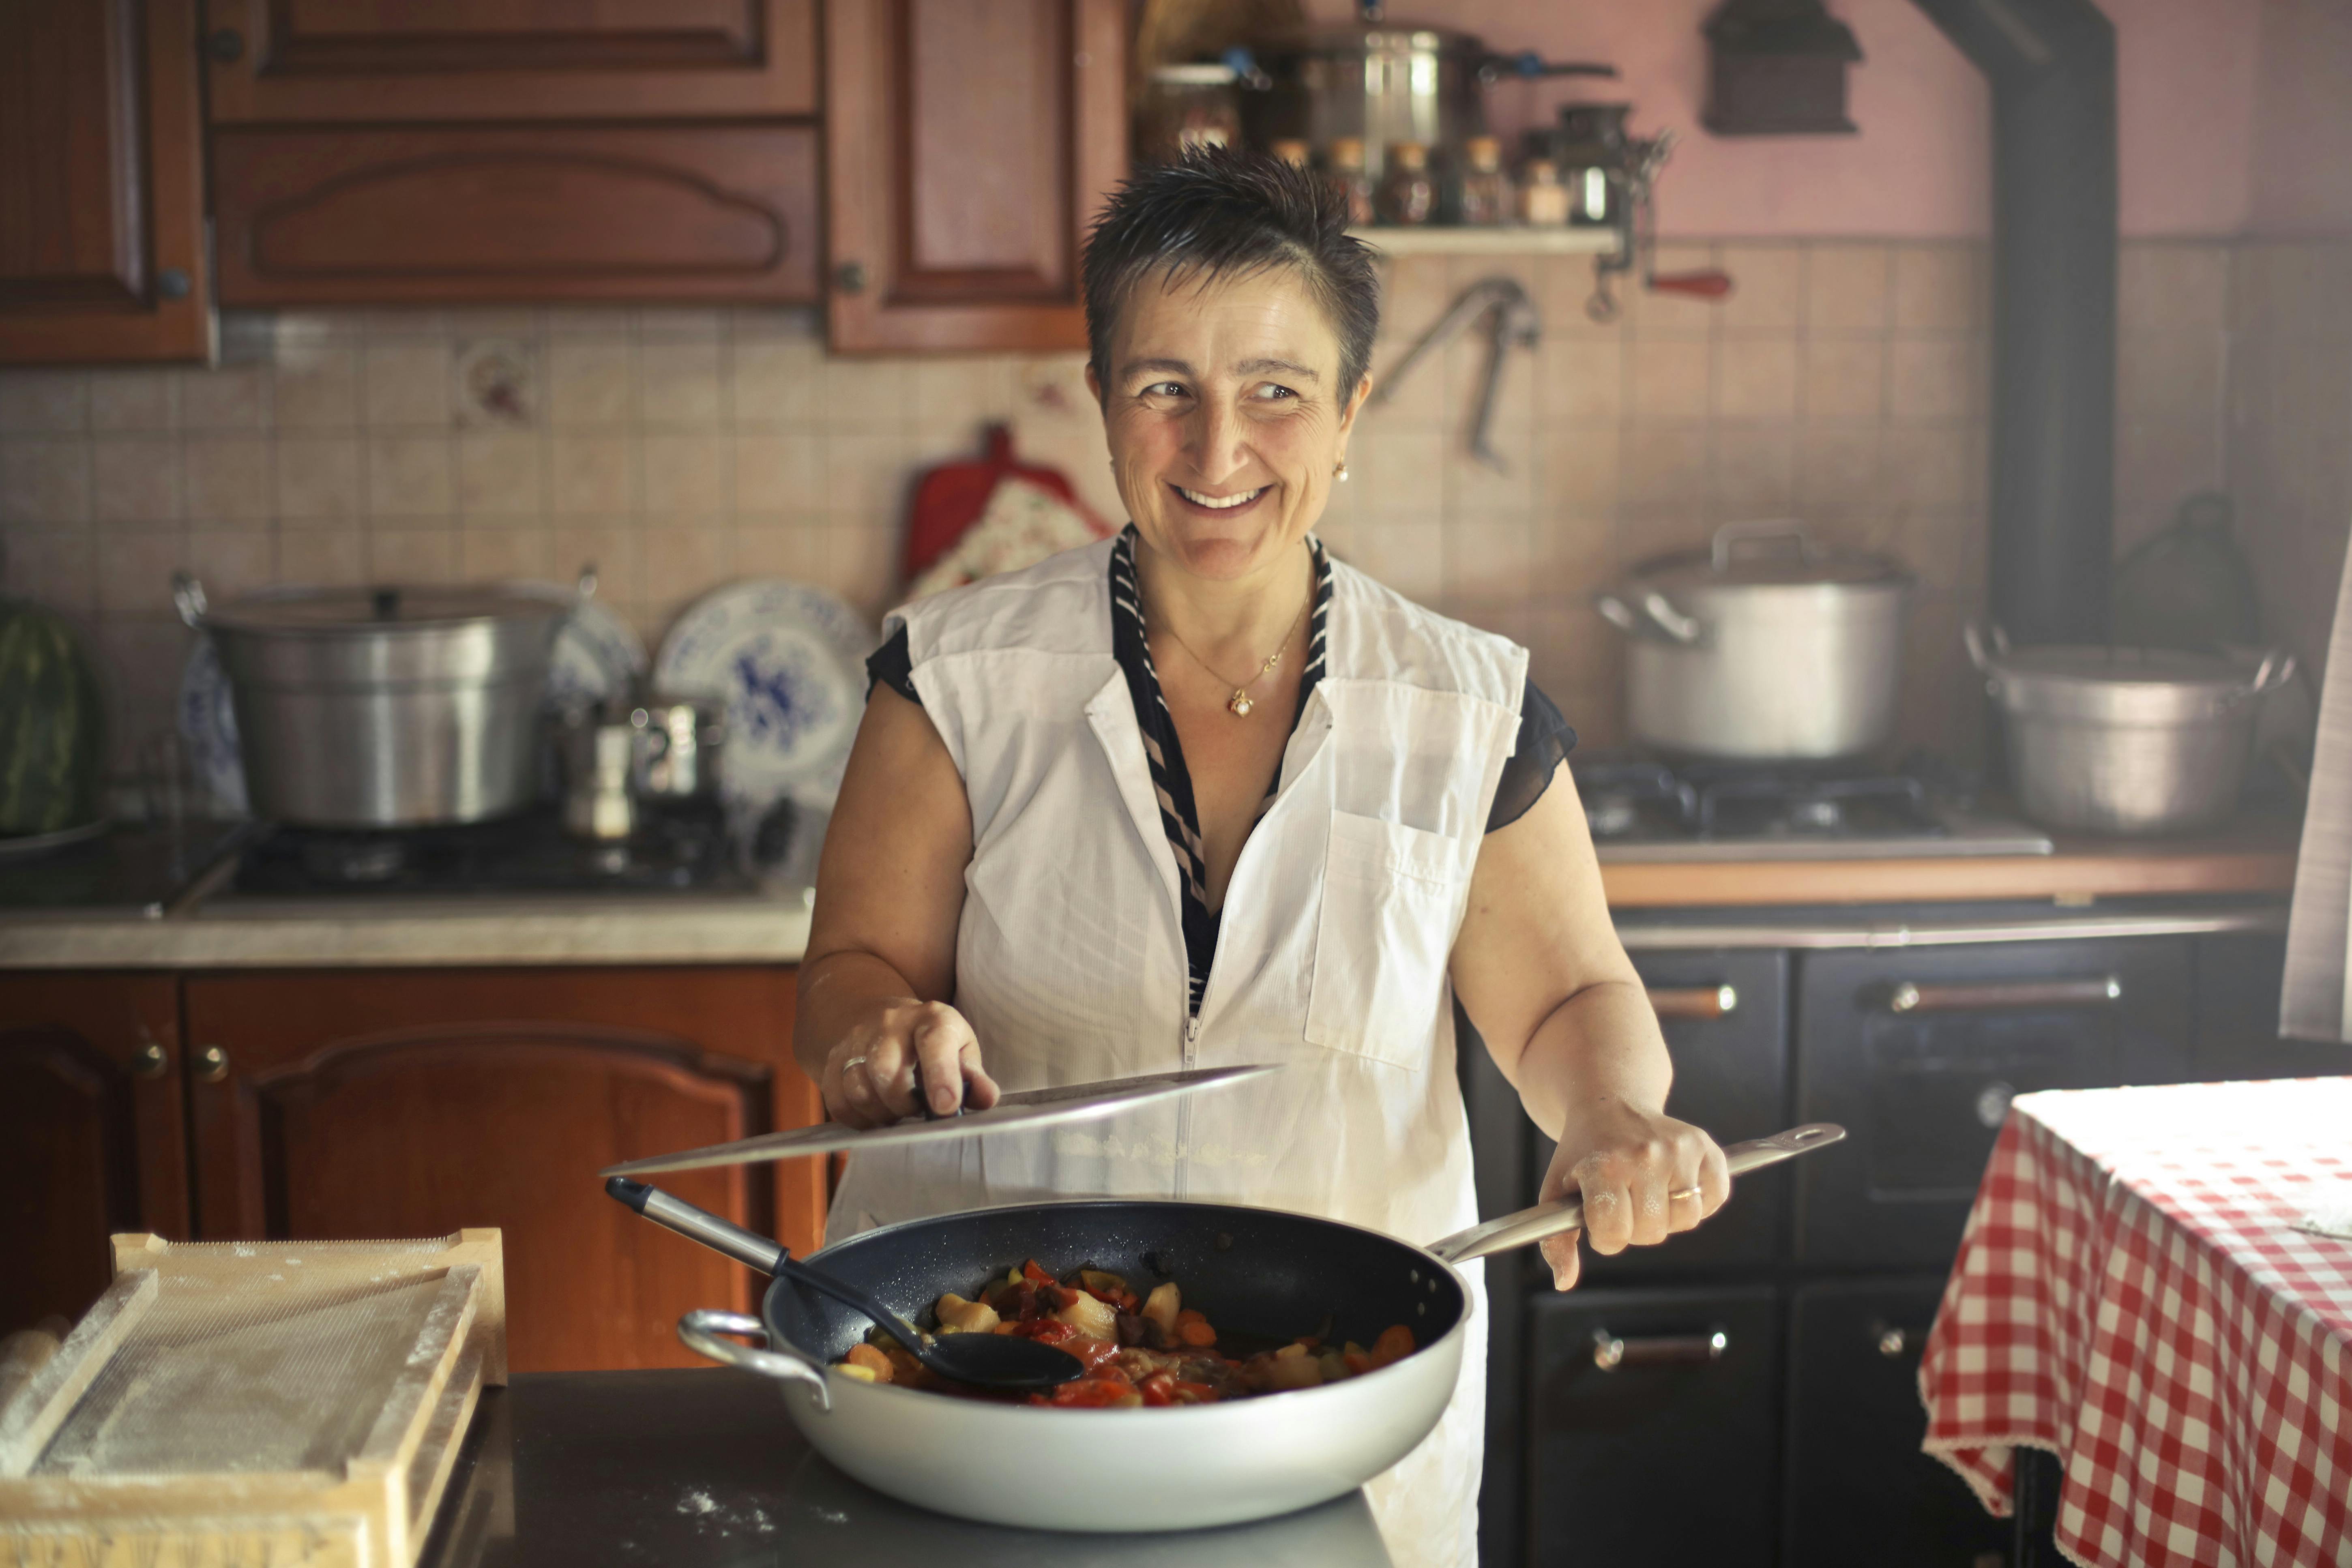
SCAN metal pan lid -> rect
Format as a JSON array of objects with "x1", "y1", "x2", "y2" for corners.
[
  {"x1": 197, "y1": 582, "x2": 571, "y2": 634},
  {"x1": 1635, "y1": 519, "x2": 1909, "y2": 592},
  {"x1": 600, "y1": 1064, "x2": 1281, "y2": 1176}
]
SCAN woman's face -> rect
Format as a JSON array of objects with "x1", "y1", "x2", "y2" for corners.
[{"x1": 1088, "y1": 265, "x2": 1369, "y2": 583}]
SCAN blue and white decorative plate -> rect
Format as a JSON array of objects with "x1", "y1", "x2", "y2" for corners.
[
  {"x1": 542, "y1": 594, "x2": 648, "y2": 714},
  {"x1": 655, "y1": 580, "x2": 876, "y2": 812},
  {"x1": 177, "y1": 638, "x2": 248, "y2": 817}
]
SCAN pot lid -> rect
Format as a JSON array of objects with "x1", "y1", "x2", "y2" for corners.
[
  {"x1": 1984, "y1": 643, "x2": 2251, "y2": 688},
  {"x1": 1635, "y1": 520, "x2": 1908, "y2": 591},
  {"x1": 205, "y1": 582, "x2": 570, "y2": 633},
  {"x1": 1280, "y1": 17, "x2": 1488, "y2": 55}
]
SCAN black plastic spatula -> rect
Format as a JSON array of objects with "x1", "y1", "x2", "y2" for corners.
[{"x1": 605, "y1": 1176, "x2": 1083, "y2": 1393}]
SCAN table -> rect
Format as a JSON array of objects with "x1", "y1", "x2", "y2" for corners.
[
  {"x1": 1919, "y1": 1078, "x2": 2352, "y2": 1567},
  {"x1": 418, "y1": 1367, "x2": 1395, "y2": 1567}
]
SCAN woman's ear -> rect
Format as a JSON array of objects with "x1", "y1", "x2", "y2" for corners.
[
  {"x1": 1084, "y1": 363, "x2": 1103, "y2": 404},
  {"x1": 1338, "y1": 371, "x2": 1375, "y2": 433}
]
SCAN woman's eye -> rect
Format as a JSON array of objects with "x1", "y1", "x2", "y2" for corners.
[
  {"x1": 1141, "y1": 381, "x2": 1188, "y2": 399},
  {"x1": 1251, "y1": 384, "x2": 1299, "y2": 401}
]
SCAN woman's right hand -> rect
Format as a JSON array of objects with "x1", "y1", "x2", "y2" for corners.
[{"x1": 821, "y1": 999, "x2": 1002, "y2": 1129}]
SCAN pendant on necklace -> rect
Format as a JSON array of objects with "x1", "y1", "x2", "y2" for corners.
[{"x1": 1227, "y1": 690, "x2": 1255, "y2": 717}]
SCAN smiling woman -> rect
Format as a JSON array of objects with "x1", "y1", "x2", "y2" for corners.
[{"x1": 796, "y1": 149, "x2": 1725, "y2": 1568}]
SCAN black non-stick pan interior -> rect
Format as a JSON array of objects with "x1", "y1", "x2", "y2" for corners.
[{"x1": 766, "y1": 1201, "x2": 1468, "y2": 1366}]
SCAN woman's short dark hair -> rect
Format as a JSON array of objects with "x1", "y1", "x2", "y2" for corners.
[{"x1": 1082, "y1": 147, "x2": 1380, "y2": 407}]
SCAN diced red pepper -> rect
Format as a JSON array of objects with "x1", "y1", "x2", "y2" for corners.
[{"x1": 1138, "y1": 1371, "x2": 1176, "y2": 1407}]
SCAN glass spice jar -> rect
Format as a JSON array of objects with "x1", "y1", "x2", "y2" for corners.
[
  {"x1": 1268, "y1": 138, "x2": 1312, "y2": 169},
  {"x1": 1376, "y1": 141, "x2": 1436, "y2": 226},
  {"x1": 1457, "y1": 135, "x2": 1511, "y2": 227},
  {"x1": 1517, "y1": 157, "x2": 1572, "y2": 226},
  {"x1": 1134, "y1": 63, "x2": 1241, "y2": 166},
  {"x1": 1326, "y1": 137, "x2": 1377, "y2": 226}
]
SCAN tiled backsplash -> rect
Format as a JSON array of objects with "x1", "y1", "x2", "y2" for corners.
[{"x1": 0, "y1": 240, "x2": 2274, "y2": 774}]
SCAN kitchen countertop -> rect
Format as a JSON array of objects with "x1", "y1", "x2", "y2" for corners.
[{"x1": 420, "y1": 1369, "x2": 1393, "y2": 1567}]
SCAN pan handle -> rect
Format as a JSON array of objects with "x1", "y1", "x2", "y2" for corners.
[
  {"x1": 1423, "y1": 1123, "x2": 1845, "y2": 1266},
  {"x1": 678, "y1": 1309, "x2": 833, "y2": 1413}
]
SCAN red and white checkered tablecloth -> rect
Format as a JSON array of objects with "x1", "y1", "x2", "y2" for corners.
[{"x1": 1919, "y1": 1077, "x2": 2352, "y2": 1568}]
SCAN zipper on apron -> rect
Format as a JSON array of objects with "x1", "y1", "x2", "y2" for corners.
[{"x1": 1176, "y1": 1013, "x2": 1200, "y2": 1199}]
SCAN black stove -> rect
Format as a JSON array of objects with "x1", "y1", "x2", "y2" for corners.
[
  {"x1": 230, "y1": 802, "x2": 768, "y2": 897},
  {"x1": 1575, "y1": 756, "x2": 2053, "y2": 861}
]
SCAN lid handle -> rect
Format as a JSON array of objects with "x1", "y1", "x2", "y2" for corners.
[
  {"x1": 371, "y1": 587, "x2": 401, "y2": 620},
  {"x1": 171, "y1": 572, "x2": 208, "y2": 631},
  {"x1": 1711, "y1": 519, "x2": 1814, "y2": 572}
]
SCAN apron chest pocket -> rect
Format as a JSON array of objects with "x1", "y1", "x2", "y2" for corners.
[{"x1": 1303, "y1": 811, "x2": 1472, "y2": 1070}]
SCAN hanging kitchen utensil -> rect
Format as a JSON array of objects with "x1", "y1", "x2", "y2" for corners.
[
  {"x1": 1367, "y1": 275, "x2": 1540, "y2": 472},
  {"x1": 1582, "y1": 125, "x2": 1736, "y2": 323},
  {"x1": 600, "y1": 1063, "x2": 1280, "y2": 1176},
  {"x1": 612, "y1": 1122, "x2": 1844, "y2": 1532}
]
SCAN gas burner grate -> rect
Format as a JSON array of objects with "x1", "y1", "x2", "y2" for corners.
[{"x1": 234, "y1": 802, "x2": 751, "y2": 897}]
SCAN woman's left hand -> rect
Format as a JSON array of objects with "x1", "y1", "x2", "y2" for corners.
[{"x1": 1535, "y1": 1102, "x2": 1730, "y2": 1291}]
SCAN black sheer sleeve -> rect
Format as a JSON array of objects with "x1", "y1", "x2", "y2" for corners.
[
  {"x1": 1486, "y1": 678, "x2": 1577, "y2": 832},
  {"x1": 865, "y1": 623, "x2": 921, "y2": 706}
]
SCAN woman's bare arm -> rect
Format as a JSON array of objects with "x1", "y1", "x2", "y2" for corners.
[
  {"x1": 794, "y1": 684, "x2": 996, "y2": 1124},
  {"x1": 1450, "y1": 762, "x2": 1730, "y2": 1289}
]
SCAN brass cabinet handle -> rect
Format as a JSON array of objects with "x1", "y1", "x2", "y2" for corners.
[
  {"x1": 1647, "y1": 984, "x2": 1738, "y2": 1021},
  {"x1": 1591, "y1": 1327, "x2": 1727, "y2": 1370},
  {"x1": 131, "y1": 1038, "x2": 169, "y2": 1079},
  {"x1": 1888, "y1": 976, "x2": 2121, "y2": 1015},
  {"x1": 1874, "y1": 1323, "x2": 1913, "y2": 1358},
  {"x1": 195, "y1": 1045, "x2": 230, "y2": 1083}
]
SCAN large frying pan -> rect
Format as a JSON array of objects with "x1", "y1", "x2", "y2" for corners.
[{"x1": 617, "y1": 1124, "x2": 1843, "y2": 1533}]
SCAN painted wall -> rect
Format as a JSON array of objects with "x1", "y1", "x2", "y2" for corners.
[
  {"x1": 2248, "y1": 0, "x2": 2352, "y2": 234},
  {"x1": 1304, "y1": 0, "x2": 2284, "y2": 239}
]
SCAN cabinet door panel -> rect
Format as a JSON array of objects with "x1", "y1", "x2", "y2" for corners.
[
  {"x1": 212, "y1": 126, "x2": 820, "y2": 306},
  {"x1": 0, "y1": 0, "x2": 210, "y2": 364},
  {"x1": 185, "y1": 968, "x2": 821, "y2": 1373},
  {"x1": 206, "y1": 0, "x2": 817, "y2": 121},
  {"x1": 826, "y1": 0, "x2": 1125, "y2": 351},
  {"x1": 0, "y1": 974, "x2": 190, "y2": 1333}
]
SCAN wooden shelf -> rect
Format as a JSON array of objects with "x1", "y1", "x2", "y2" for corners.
[{"x1": 1347, "y1": 226, "x2": 1618, "y2": 257}]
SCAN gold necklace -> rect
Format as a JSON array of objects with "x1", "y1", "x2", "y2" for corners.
[{"x1": 1155, "y1": 593, "x2": 1311, "y2": 717}]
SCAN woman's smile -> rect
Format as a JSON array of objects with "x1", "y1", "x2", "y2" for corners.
[{"x1": 1170, "y1": 482, "x2": 1271, "y2": 514}]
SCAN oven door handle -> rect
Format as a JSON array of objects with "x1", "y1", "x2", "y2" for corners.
[
  {"x1": 1887, "y1": 976, "x2": 2122, "y2": 1014},
  {"x1": 1592, "y1": 1327, "x2": 1728, "y2": 1370},
  {"x1": 1647, "y1": 984, "x2": 1738, "y2": 1021}
]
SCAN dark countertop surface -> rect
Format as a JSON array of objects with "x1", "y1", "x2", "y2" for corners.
[{"x1": 421, "y1": 1369, "x2": 1395, "y2": 1567}]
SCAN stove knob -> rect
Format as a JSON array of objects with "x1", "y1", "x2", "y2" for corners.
[{"x1": 1975, "y1": 1080, "x2": 2015, "y2": 1130}]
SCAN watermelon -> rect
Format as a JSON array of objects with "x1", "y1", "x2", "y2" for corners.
[{"x1": 0, "y1": 596, "x2": 105, "y2": 836}]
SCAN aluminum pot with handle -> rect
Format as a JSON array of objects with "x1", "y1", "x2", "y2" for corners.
[
  {"x1": 1966, "y1": 624, "x2": 2295, "y2": 835},
  {"x1": 1594, "y1": 520, "x2": 1911, "y2": 761},
  {"x1": 173, "y1": 572, "x2": 575, "y2": 828},
  {"x1": 618, "y1": 1124, "x2": 1842, "y2": 1533}
]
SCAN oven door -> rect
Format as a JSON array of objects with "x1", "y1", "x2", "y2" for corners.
[{"x1": 1794, "y1": 937, "x2": 2192, "y2": 1268}]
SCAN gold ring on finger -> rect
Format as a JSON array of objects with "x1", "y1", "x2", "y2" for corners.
[
  {"x1": 1667, "y1": 1186, "x2": 1702, "y2": 1203},
  {"x1": 843, "y1": 1055, "x2": 869, "y2": 1074}
]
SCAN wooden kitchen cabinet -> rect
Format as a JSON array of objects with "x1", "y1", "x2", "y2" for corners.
[
  {"x1": 0, "y1": 974, "x2": 192, "y2": 1334},
  {"x1": 0, "y1": 0, "x2": 212, "y2": 365},
  {"x1": 181, "y1": 967, "x2": 823, "y2": 1373},
  {"x1": 202, "y1": 0, "x2": 817, "y2": 122},
  {"x1": 825, "y1": 0, "x2": 1127, "y2": 352}
]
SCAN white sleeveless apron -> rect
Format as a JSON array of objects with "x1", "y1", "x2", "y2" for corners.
[{"x1": 829, "y1": 538, "x2": 1528, "y2": 1567}]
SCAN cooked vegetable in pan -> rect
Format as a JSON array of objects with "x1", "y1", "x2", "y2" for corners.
[{"x1": 831, "y1": 1258, "x2": 1418, "y2": 1407}]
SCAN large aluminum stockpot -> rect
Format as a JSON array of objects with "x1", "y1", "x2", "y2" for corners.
[
  {"x1": 1966, "y1": 626, "x2": 2294, "y2": 836},
  {"x1": 1595, "y1": 521, "x2": 1912, "y2": 761},
  {"x1": 174, "y1": 574, "x2": 572, "y2": 828}
]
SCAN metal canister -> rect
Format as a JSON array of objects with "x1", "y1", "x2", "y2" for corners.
[{"x1": 629, "y1": 696, "x2": 725, "y2": 804}]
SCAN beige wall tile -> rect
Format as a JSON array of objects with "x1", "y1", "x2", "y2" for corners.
[
  {"x1": 1802, "y1": 339, "x2": 1885, "y2": 421},
  {"x1": 1900, "y1": 508, "x2": 1986, "y2": 594},
  {"x1": 461, "y1": 526, "x2": 553, "y2": 579},
  {"x1": 735, "y1": 522, "x2": 830, "y2": 580},
  {"x1": 1539, "y1": 428, "x2": 1618, "y2": 516},
  {"x1": 735, "y1": 433, "x2": 822, "y2": 510},
  {"x1": 1348, "y1": 519, "x2": 1445, "y2": 599},
  {"x1": 640, "y1": 340, "x2": 724, "y2": 426},
  {"x1": 824, "y1": 521, "x2": 900, "y2": 618},
  {"x1": 820, "y1": 359, "x2": 912, "y2": 432},
  {"x1": 364, "y1": 342, "x2": 453, "y2": 428},
  {"x1": 1350, "y1": 427, "x2": 1444, "y2": 516},
  {"x1": 0, "y1": 371, "x2": 89, "y2": 432},
  {"x1": 1377, "y1": 256, "x2": 1451, "y2": 342},
  {"x1": 1891, "y1": 246, "x2": 1983, "y2": 332},
  {"x1": 277, "y1": 528, "x2": 366, "y2": 585},
  {"x1": 642, "y1": 526, "x2": 735, "y2": 610},
  {"x1": 276, "y1": 435, "x2": 362, "y2": 520},
  {"x1": 186, "y1": 527, "x2": 276, "y2": 597},
  {"x1": 367, "y1": 525, "x2": 459, "y2": 583},
  {"x1": 546, "y1": 339, "x2": 635, "y2": 427},
  {"x1": 1629, "y1": 338, "x2": 1711, "y2": 423},
  {"x1": 458, "y1": 432, "x2": 544, "y2": 514},
  {"x1": 910, "y1": 358, "x2": 1018, "y2": 433},
  {"x1": 543, "y1": 307, "x2": 633, "y2": 339},
  {"x1": 367, "y1": 435, "x2": 455, "y2": 517},
  {"x1": 0, "y1": 439, "x2": 92, "y2": 524},
  {"x1": 548, "y1": 433, "x2": 639, "y2": 516},
  {"x1": 1443, "y1": 513, "x2": 1534, "y2": 605},
  {"x1": 1803, "y1": 245, "x2": 1891, "y2": 332},
  {"x1": 90, "y1": 438, "x2": 182, "y2": 524},
  {"x1": 1717, "y1": 245, "x2": 1802, "y2": 332},
  {"x1": 1618, "y1": 426, "x2": 1710, "y2": 514},
  {"x1": 2118, "y1": 328, "x2": 2225, "y2": 429},
  {"x1": 1537, "y1": 335, "x2": 1621, "y2": 427},
  {"x1": 2, "y1": 529, "x2": 96, "y2": 611},
  {"x1": 178, "y1": 365, "x2": 272, "y2": 429},
  {"x1": 181, "y1": 436, "x2": 272, "y2": 521},
  {"x1": 1364, "y1": 338, "x2": 1447, "y2": 430},
  {"x1": 365, "y1": 309, "x2": 446, "y2": 337},
  {"x1": 1711, "y1": 427, "x2": 1798, "y2": 520},
  {"x1": 2120, "y1": 243, "x2": 2230, "y2": 338},
  {"x1": 820, "y1": 432, "x2": 914, "y2": 521},
  {"x1": 1717, "y1": 338, "x2": 1798, "y2": 422},
  {"x1": 643, "y1": 433, "x2": 732, "y2": 514},
  {"x1": 636, "y1": 307, "x2": 724, "y2": 341},
  {"x1": 1881, "y1": 426, "x2": 1981, "y2": 509},
  {"x1": 96, "y1": 528, "x2": 186, "y2": 615},
  {"x1": 87, "y1": 370, "x2": 177, "y2": 432},
  {"x1": 731, "y1": 339, "x2": 824, "y2": 425},
  {"x1": 1796, "y1": 425, "x2": 1881, "y2": 521},
  {"x1": 1888, "y1": 339, "x2": 1978, "y2": 423},
  {"x1": 273, "y1": 346, "x2": 360, "y2": 429},
  {"x1": 1442, "y1": 440, "x2": 1537, "y2": 515},
  {"x1": 552, "y1": 523, "x2": 644, "y2": 597}
]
